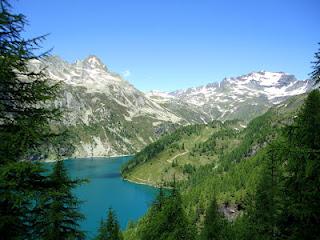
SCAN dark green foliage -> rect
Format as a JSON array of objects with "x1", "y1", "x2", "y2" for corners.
[
  {"x1": 0, "y1": 162, "x2": 49, "y2": 239},
  {"x1": 286, "y1": 89, "x2": 320, "y2": 149},
  {"x1": 0, "y1": 1, "x2": 77, "y2": 239},
  {"x1": 123, "y1": 102, "x2": 286, "y2": 239},
  {"x1": 96, "y1": 208, "x2": 123, "y2": 240},
  {"x1": 278, "y1": 89, "x2": 320, "y2": 239},
  {"x1": 35, "y1": 160, "x2": 85, "y2": 240},
  {"x1": 139, "y1": 187, "x2": 196, "y2": 240},
  {"x1": 121, "y1": 124, "x2": 206, "y2": 175},
  {"x1": 171, "y1": 159, "x2": 178, "y2": 167},
  {"x1": 191, "y1": 129, "x2": 238, "y2": 156},
  {"x1": 311, "y1": 43, "x2": 320, "y2": 85},
  {"x1": 124, "y1": 91, "x2": 318, "y2": 239},
  {"x1": 200, "y1": 198, "x2": 231, "y2": 240},
  {"x1": 180, "y1": 109, "x2": 279, "y2": 211},
  {"x1": 0, "y1": 0, "x2": 62, "y2": 164},
  {"x1": 238, "y1": 90, "x2": 320, "y2": 240},
  {"x1": 183, "y1": 163, "x2": 196, "y2": 174},
  {"x1": 242, "y1": 143, "x2": 285, "y2": 240},
  {"x1": 221, "y1": 111, "x2": 277, "y2": 168}
]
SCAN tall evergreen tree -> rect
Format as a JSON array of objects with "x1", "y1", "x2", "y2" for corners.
[
  {"x1": 311, "y1": 43, "x2": 320, "y2": 85},
  {"x1": 279, "y1": 90, "x2": 320, "y2": 239},
  {"x1": 0, "y1": 0, "x2": 66, "y2": 238},
  {"x1": 200, "y1": 198, "x2": 230, "y2": 240},
  {"x1": 0, "y1": 161, "x2": 49, "y2": 239},
  {"x1": 96, "y1": 208, "x2": 123, "y2": 240},
  {"x1": 154, "y1": 185, "x2": 165, "y2": 211},
  {"x1": 245, "y1": 145, "x2": 284, "y2": 240},
  {"x1": 0, "y1": 0, "x2": 61, "y2": 164},
  {"x1": 164, "y1": 189, "x2": 195, "y2": 240},
  {"x1": 34, "y1": 160, "x2": 85, "y2": 240},
  {"x1": 140, "y1": 185, "x2": 195, "y2": 240}
]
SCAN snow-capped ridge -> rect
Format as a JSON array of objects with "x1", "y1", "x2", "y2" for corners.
[
  {"x1": 147, "y1": 70, "x2": 313, "y2": 121},
  {"x1": 39, "y1": 55, "x2": 313, "y2": 124},
  {"x1": 28, "y1": 56, "x2": 315, "y2": 157}
]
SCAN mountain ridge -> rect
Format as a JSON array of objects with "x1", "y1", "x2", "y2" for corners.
[
  {"x1": 147, "y1": 70, "x2": 312, "y2": 122},
  {"x1": 31, "y1": 55, "x2": 314, "y2": 158}
]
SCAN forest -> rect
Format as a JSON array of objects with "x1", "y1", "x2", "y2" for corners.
[
  {"x1": 1, "y1": 0, "x2": 320, "y2": 239},
  {"x1": 122, "y1": 89, "x2": 320, "y2": 240}
]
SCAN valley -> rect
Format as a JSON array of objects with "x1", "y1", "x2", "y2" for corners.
[
  {"x1": 30, "y1": 55, "x2": 319, "y2": 239},
  {"x1": 122, "y1": 93, "x2": 308, "y2": 187},
  {"x1": 32, "y1": 56, "x2": 313, "y2": 159},
  {"x1": 2, "y1": 1, "x2": 319, "y2": 239},
  {"x1": 123, "y1": 91, "x2": 318, "y2": 240}
]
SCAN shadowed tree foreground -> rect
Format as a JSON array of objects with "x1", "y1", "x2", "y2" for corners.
[{"x1": 0, "y1": 0, "x2": 84, "y2": 239}]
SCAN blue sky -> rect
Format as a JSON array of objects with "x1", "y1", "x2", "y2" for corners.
[{"x1": 13, "y1": 0, "x2": 320, "y2": 91}]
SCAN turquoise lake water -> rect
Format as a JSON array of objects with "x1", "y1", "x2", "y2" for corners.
[{"x1": 46, "y1": 156, "x2": 158, "y2": 239}]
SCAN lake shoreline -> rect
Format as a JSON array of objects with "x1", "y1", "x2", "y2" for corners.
[
  {"x1": 123, "y1": 177, "x2": 172, "y2": 189},
  {"x1": 43, "y1": 156, "x2": 159, "y2": 233},
  {"x1": 123, "y1": 177, "x2": 160, "y2": 188},
  {"x1": 42, "y1": 154, "x2": 133, "y2": 163},
  {"x1": 43, "y1": 155, "x2": 172, "y2": 189}
]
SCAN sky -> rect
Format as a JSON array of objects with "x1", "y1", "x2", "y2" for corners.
[{"x1": 13, "y1": 0, "x2": 320, "y2": 92}]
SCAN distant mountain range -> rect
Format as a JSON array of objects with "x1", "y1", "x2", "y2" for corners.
[
  {"x1": 147, "y1": 71, "x2": 312, "y2": 122},
  {"x1": 31, "y1": 55, "x2": 314, "y2": 158}
]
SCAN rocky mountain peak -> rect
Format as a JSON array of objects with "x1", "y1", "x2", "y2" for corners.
[
  {"x1": 82, "y1": 55, "x2": 108, "y2": 71},
  {"x1": 30, "y1": 55, "x2": 314, "y2": 157},
  {"x1": 236, "y1": 71, "x2": 287, "y2": 86}
]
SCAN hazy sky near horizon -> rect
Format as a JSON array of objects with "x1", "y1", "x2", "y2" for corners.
[{"x1": 14, "y1": 0, "x2": 320, "y2": 91}]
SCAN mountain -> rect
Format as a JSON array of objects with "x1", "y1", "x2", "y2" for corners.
[
  {"x1": 121, "y1": 92, "x2": 309, "y2": 187},
  {"x1": 147, "y1": 71, "x2": 313, "y2": 122},
  {"x1": 122, "y1": 91, "x2": 317, "y2": 240},
  {"x1": 31, "y1": 55, "x2": 195, "y2": 158},
  {"x1": 30, "y1": 56, "x2": 313, "y2": 158}
]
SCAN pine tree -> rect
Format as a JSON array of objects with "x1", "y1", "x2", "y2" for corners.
[
  {"x1": 164, "y1": 189, "x2": 195, "y2": 240},
  {"x1": 140, "y1": 185, "x2": 195, "y2": 240},
  {"x1": 0, "y1": 1, "x2": 65, "y2": 238},
  {"x1": 245, "y1": 145, "x2": 284, "y2": 240},
  {"x1": 139, "y1": 186, "x2": 166, "y2": 240},
  {"x1": 35, "y1": 160, "x2": 85, "y2": 240},
  {"x1": 200, "y1": 198, "x2": 230, "y2": 240},
  {"x1": 311, "y1": 43, "x2": 320, "y2": 85},
  {"x1": 0, "y1": 161, "x2": 49, "y2": 239},
  {"x1": 0, "y1": 0, "x2": 61, "y2": 164},
  {"x1": 155, "y1": 185, "x2": 165, "y2": 211},
  {"x1": 96, "y1": 208, "x2": 123, "y2": 240},
  {"x1": 279, "y1": 90, "x2": 320, "y2": 239}
]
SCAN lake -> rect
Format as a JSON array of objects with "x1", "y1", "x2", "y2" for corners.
[{"x1": 46, "y1": 156, "x2": 158, "y2": 239}]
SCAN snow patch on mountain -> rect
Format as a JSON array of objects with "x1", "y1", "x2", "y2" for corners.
[
  {"x1": 32, "y1": 55, "x2": 314, "y2": 157},
  {"x1": 147, "y1": 71, "x2": 313, "y2": 121},
  {"x1": 166, "y1": 71, "x2": 311, "y2": 105}
]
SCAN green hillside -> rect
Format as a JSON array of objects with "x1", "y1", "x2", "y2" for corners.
[
  {"x1": 122, "y1": 93, "x2": 310, "y2": 239},
  {"x1": 121, "y1": 93, "x2": 306, "y2": 187},
  {"x1": 121, "y1": 120, "x2": 244, "y2": 186}
]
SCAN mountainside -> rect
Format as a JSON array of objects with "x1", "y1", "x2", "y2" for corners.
[
  {"x1": 31, "y1": 56, "x2": 194, "y2": 157},
  {"x1": 30, "y1": 56, "x2": 313, "y2": 157},
  {"x1": 122, "y1": 92, "x2": 308, "y2": 187},
  {"x1": 121, "y1": 120, "x2": 245, "y2": 186},
  {"x1": 147, "y1": 71, "x2": 312, "y2": 121},
  {"x1": 123, "y1": 92, "x2": 313, "y2": 240}
]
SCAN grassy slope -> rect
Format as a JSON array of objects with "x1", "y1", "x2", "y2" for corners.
[
  {"x1": 121, "y1": 120, "x2": 244, "y2": 186},
  {"x1": 179, "y1": 93, "x2": 308, "y2": 226},
  {"x1": 122, "y1": 93, "x2": 307, "y2": 185},
  {"x1": 122, "y1": 93, "x2": 308, "y2": 239}
]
